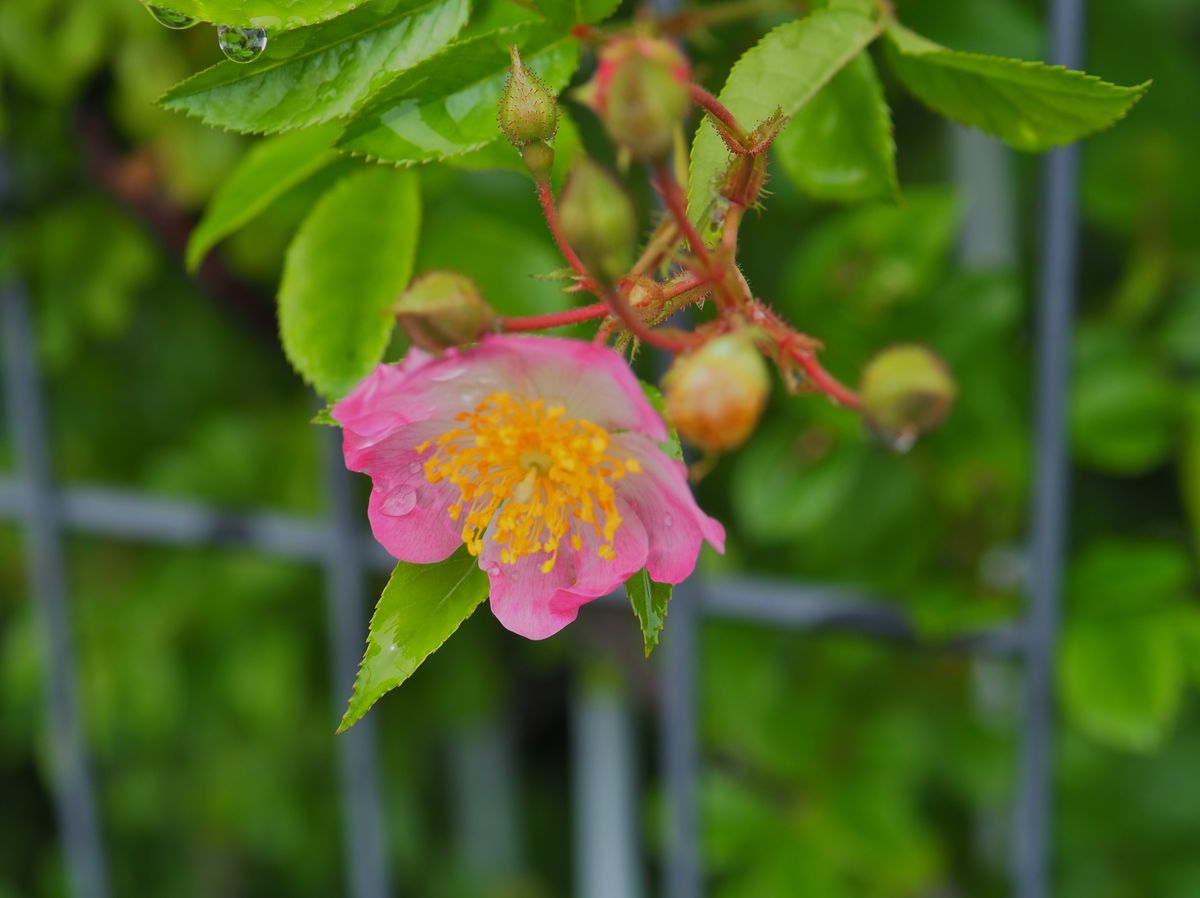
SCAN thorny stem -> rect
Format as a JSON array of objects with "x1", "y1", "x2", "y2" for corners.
[
  {"x1": 500, "y1": 303, "x2": 610, "y2": 332},
  {"x1": 607, "y1": 286, "x2": 701, "y2": 351},
  {"x1": 653, "y1": 162, "x2": 712, "y2": 270},
  {"x1": 524, "y1": 76, "x2": 862, "y2": 411},
  {"x1": 535, "y1": 177, "x2": 698, "y2": 352},
  {"x1": 688, "y1": 85, "x2": 747, "y2": 146}
]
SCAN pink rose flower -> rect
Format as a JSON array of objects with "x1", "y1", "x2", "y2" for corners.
[{"x1": 333, "y1": 335, "x2": 726, "y2": 640}]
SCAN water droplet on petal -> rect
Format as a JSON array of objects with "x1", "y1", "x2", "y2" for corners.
[
  {"x1": 147, "y1": 5, "x2": 198, "y2": 28},
  {"x1": 408, "y1": 461, "x2": 422, "y2": 475},
  {"x1": 483, "y1": 561, "x2": 503, "y2": 579},
  {"x1": 663, "y1": 513, "x2": 674, "y2": 528},
  {"x1": 381, "y1": 488, "x2": 417, "y2": 516},
  {"x1": 217, "y1": 25, "x2": 268, "y2": 63}
]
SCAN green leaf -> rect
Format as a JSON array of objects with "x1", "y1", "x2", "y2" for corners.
[
  {"x1": 187, "y1": 123, "x2": 341, "y2": 271},
  {"x1": 882, "y1": 21, "x2": 1149, "y2": 152},
  {"x1": 338, "y1": 24, "x2": 580, "y2": 165},
  {"x1": 311, "y1": 405, "x2": 339, "y2": 427},
  {"x1": 625, "y1": 569, "x2": 672, "y2": 657},
  {"x1": 139, "y1": 0, "x2": 361, "y2": 30},
  {"x1": 1180, "y1": 608, "x2": 1200, "y2": 687},
  {"x1": 530, "y1": 0, "x2": 621, "y2": 25},
  {"x1": 1184, "y1": 395, "x2": 1200, "y2": 563},
  {"x1": 688, "y1": 5, "x2": 881, "y2": 220},
  {"x1": 159, "y1": 0, "x2": 469, "y2": 135},
  {"x1": 1069, "y1": 326, "x2": 1176, "y2": 474},
  {"x1": 1060, "y1": 614, "x2": 1183, "y2": 752},
  {"x1": 279, "y1": 167, "x2": 420, "y2": 399},
  {"x1": 780, "y1": 187, "x2": 960, "y2": 315},
  {"x1": 773, "y1": 53, "x2": 897, "y2": 202},
  {"x1": 1067, "y1": 541, "x2": 1191, "y2": 619},
  {"x1": 338, "y1": 552, "x2": 489, "y2": 732}
]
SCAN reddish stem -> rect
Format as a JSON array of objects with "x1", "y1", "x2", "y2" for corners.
[
  {"x1": 789, "y1": 350, "x2": 863, "y2": 410},
  {"x1": 500, "y1": 303, "x2": 610, "y2": 332},
  {"x1": 606, "y1": 286, "x2": 699, "y2": 351},
  {"x1": 654, "y1": 163, "x2": 712, "y2": 269},
  {"x1": 537, "y1": 179, "x2": 592, "y2": 284},
  {"x1": 535, "y1": 176, "x2": 695, "y2": 352},
  {"x1": 663, "y1": 271, "x2": 708, "y2": 301},
  {"x1": 688, "y1": 84, "x2": 747, "y2": 145}
]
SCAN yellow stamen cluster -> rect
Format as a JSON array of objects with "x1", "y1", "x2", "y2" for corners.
[{"x1": 420, "y1": 392, "x2": 641, "y2": 573}]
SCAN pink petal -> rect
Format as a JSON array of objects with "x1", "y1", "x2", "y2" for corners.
[
  {"x1": 483, "y1": 498, "x2": 648, "y2": 640},
  {"x1": 332, "y1": 336, "x2": 668, "y2": 451},
  {"x1": 331, "y1": 349, "x2": 434, "y2": 448},
  {"x1": 611, "y1": 433, "x2": 725, "y2": 584},
  {"x1": 343, "y1": 420, "x2": 462, "y2": 564},
  {"x1": 498, "y1": 336, "x2": 668, "y2": 441}
]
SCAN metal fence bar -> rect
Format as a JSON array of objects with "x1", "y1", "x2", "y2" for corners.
[
  {"x1": 701, "y1": 578, "x2": 1026, "y2": 655},
  {"x1": 661, "y1": 581, "x2": 701, "y2": 898},
  {"x1": 449, "y1": 718, "x2": 522, "y2": 881},
  {"x1": 1014, "y1": 0, "x2": 1085, "y2": 894},
  {"x1": 1, "y1": 283, "x2": 110, "y2": 898},
  {"x1": 0, "y1": 476, "x2": 1022, "y2": 653},
  {"x1": 572, "y1": 667, "x2": 644, "y2": 898},
  {"x1": 323, "y1": 432, "x2": 392, "y2": 898},
  {"x1": 0, "y1": 477, "x2": 392, "y2": 569}
]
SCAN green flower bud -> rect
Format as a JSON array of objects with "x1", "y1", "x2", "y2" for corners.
[
  {"x1": 578, "y1": 37, "x2": 692, "y2": 160},
  {"x1": 664, "y1": 333, "x2": 770, "y2": 452},
  {"x1": 395, "y1": 272, "x2": 496, "y2": 351},
  {"x1": 860, "y1": 345, "x2": 956, "y2": 448},
  {"x1": 499, "y1": 47, "x2": 559, "y2": 148},
  {"x1": 558, "y1": 159, "x2": 636, "y2": 285},
  {"x1": 520, "y1": 140, "x2": 555, "y2": 182}
]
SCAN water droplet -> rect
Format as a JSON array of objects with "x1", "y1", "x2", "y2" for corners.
[
  {"x1": 381, "y1": 488, "x2": 417, "y2": 516},
  {"x1": 217, "y1": 25, "x2": 268, "y2": 63},
  {"x1": 874, "y1": 427, "x2": 917, "y2": 455},
  {"x1": 147, "y1": 5, "x2": 198, "y2": 28},
  {"x1": 483, "y1": 562, "x2": 503, "y2": 579},
  {"x1": 407, "y1": 461, "x2": 422, "y2": 475},
  {"x1": 663, "y1": 514, "x2": 674, "y2": 528}
]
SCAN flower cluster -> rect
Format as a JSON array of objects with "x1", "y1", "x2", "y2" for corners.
[{"x1": 337, "y1": 29, "x2": 951, "y2": 645}]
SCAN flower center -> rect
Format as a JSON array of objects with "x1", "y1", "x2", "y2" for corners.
[{"x1": 420, "y1": 392, "x2": 641, "y2": 573}]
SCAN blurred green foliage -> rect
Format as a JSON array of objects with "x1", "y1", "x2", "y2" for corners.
[{"x1": 0, "y1": 0, "x2": 1197, "y2": 896}]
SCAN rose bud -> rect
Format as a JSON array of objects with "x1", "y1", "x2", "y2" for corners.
[
  {"x1": 576, "y1": 37, "x2": 691, "y2": 160},
  {"x1": 520, "y1": 140, "x2": 555, "y2": 182},
  {"x1": 558, "y1": 159, "x2": 637, "y2": 285},
  {"x1": 499, "y1": 47, "x2": 559, "y2": 148},
  {"x1": 860, "y1": 344, "x2": 956, "y2": 448},
  {"x1": 663, "y1": 333, "x2": 771, "y2": 452},
  {"x1": 394, "y1": 272, "x2": 497, "y2": 351}
]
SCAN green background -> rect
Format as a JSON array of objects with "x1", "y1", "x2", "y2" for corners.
[{"x1": 1, "y1": 0, "x2": 1198, "y2": 895}]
